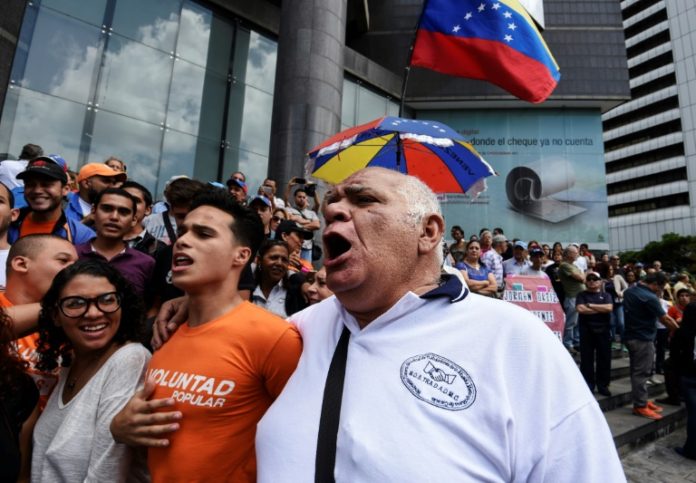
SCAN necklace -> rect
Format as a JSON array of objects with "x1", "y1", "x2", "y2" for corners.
[
  {"x1": 66, "y1": 365, "x2": 90, "y2": 392},
  {"x1": 65, "y1": 353, "x2": 103, "y2": 392}
]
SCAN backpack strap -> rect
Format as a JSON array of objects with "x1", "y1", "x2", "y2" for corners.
[{"x1": 162, "y1": 212, "x2": 177, "y2": 244}]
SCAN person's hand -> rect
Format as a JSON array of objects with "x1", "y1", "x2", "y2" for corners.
[
  {"x1": 151, "y1": 296, "x2": 189, "y2": 350},
  {"x1": 110, "y1": 378, "x2": 181, "y2": 447},
  {"x1": 289, "y1": 250, "x2": 303, "y2": 270}
]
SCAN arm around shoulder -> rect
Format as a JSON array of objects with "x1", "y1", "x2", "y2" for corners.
[{"x1": 262, "y1": 325, "x2": 303, "y2": 398}]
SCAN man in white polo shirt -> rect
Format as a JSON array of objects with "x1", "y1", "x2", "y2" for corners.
[
  {"x1": 126, "y1": 168, "x2": 624, "y2": 482},
  {"x1": 255, "y1": 167, "x2": 624, "y2": 482}
]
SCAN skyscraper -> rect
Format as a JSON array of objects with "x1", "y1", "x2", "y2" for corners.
[{"x1": 603, "y1": 0, "x2": 696, "y2": 252}]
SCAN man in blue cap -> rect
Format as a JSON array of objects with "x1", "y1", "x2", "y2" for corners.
[
  {"x1": 226, "y1": 177, "x2": 248, "y2": 205},
  {"x1": 9, "y1": 156, "x2": 94, "y2": 245}
]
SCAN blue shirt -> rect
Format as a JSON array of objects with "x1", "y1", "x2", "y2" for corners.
[
  {"x1": 460, "y1": 261, "x2": 491, "y2": 282},
  {"x1": 623, "y1": 283, "x2": 665, "y2": 341}
]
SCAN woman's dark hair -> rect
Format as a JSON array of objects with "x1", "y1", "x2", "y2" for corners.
[
  {"x1": 596, "y1": 261, "x2": 611, "y2": 279},
  {"x1": 254, "y1": 239, "x2": 290, "y2": 286},
  {"x1": 36, "y1": 259, "x2": 145, "y2": 371},
  {"x1": 0, "y1": 309, "x2": 28, "y2": 399}
]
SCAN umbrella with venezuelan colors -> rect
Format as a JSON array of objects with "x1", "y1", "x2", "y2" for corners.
[{"x1": 307, "y1": 116, "x2": 496, "y2": 195}]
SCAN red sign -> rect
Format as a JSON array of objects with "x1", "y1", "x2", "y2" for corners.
[{"x1": 502, "y1": 275, "x2": 565, "y2": 341}]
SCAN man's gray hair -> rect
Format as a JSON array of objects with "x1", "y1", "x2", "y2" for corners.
[
  {"x1": 395, "y1": 174, "x2": 443, "y2": 266},
  {"x1": 563, "y1": 246, "x2": 577, "y2": 258}
]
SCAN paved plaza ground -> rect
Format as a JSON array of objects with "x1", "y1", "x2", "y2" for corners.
[{"x1": 622, "y1": 427, "x2": 696, "y2": 482}]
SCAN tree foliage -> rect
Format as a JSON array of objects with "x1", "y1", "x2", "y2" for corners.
[{"x1": 618, "y1": 233, "x2": 696, "y2": 274}]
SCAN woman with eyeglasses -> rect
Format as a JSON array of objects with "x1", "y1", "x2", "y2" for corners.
[
  {"x1": 269, "y1": 208, "x2": 288, "y2": 238},
  {"x1": 31, "y1": 260, "x2": 150, "y2": 482}
]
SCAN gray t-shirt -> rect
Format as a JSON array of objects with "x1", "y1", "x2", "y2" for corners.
[
  {"x1": 286, "y1": 206, "x2": 319, "y2": 250},
  {"x1": 31, "y1": 343, "x2": 151, "y2": 483}
]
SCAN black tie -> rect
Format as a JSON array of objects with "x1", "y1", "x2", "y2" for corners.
[{"x1": 315, "y1": 326, "x2": 351, "y2": 483}]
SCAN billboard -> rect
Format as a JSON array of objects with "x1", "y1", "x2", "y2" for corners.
[{"x1": 419, "y1": 109, "x2": 609, "y2": 248}]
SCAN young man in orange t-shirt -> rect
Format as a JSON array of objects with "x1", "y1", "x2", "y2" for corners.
[
  {"x1": 668, "y1": 288, "x2": 691, "y2": 325},
  {"x1": 112, "y1": 189, "x2": 302, "y2": 482},
  {"x1": 2, "y1": 235, "x2": 78, "y2": 407}
]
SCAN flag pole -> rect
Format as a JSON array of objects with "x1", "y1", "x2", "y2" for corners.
[{"x1": 398, "y1": 0, "x2": 430, "y2": 117}]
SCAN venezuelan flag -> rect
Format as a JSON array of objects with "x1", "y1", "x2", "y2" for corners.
[{"x1": 410, "y1": 0, "x2": 560, "y2": 103}]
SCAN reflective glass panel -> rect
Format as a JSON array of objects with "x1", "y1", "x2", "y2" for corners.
[
  {"x1": 223, "y1": 147, "x2": 268, "y2": 194},
  {"x1": 341, "y1": 78, "x2": 357, "y2": 129},
  {"x1": 356, "y1": 86, "x2": 387, "y2": 124},
  {"x1": 96, "y1": 34, "x2": 172, "y2": 124},
  {"x1": 226, "y1": 83, "x2": 273, "y2": 157},
  {"x1": 0, "y1": 86, "x2": 86, "y2": 165},
  {"x1": 159, "y1": 129, "x2": 220, "y2": 195},
  {"x1": 111, "y1": 0, "x2": 181, "y2": 52},
  {"x1": 89, "y1": 110, "x2": 163, "y2": 192},
  {"x1": 41, "y1": 0, "x2": 108, "y2": 26},
  {"x1": 387, "y1": 99, "x2": 399, "y2": 117},
  {"x1": 233, "y1": 28, "x2": 277, "y2": 93},
  {"x1": 178, "y1": 2, "x2": 235, "y2": 76},
  {"x1": 11, "y1": 7, "x2": 102, "y2": 104},
  {"x1": 167, "y1": 59, "x2": 227, "y2": 139}
]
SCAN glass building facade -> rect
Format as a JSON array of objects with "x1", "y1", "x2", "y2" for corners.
[
  {"x1": 341, "y1": 77, "x2": 399, "y2": 131},
  {"x1": 0, "y1": 0, "x2": 278, "y2": 196},
  {"x1": 0, "y1": 0, "x2": 400, "y2": 198}
]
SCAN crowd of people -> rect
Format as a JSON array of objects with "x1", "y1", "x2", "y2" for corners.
[
  {"x1": 0, "y1": 142, "x2": 652, "y2": 480},
  {"x1": 0, "y1": 144, "x2": 336, "y2": 481},
  {"x1": 443, "y1": 225, "x2": 696, "y2": 459}
]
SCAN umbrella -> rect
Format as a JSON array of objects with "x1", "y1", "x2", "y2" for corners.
[{"x1": 307, "y1": 116, "x2": 496, "y2": 195}]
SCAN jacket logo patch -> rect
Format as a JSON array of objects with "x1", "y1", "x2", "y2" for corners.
[{"x1": 400, "y1": 353, "x2": 476, "y2": 411}]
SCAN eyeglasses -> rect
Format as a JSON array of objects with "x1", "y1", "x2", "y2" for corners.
[
  {"x1": 271, "y1": 216, "x2": 282, "y2": 222},
  {"x1": 58, "y1": 292, "x2": 122, "y2": 318},
  {"x1": 586, "y1": 277, "x2": 600, "y2": 282}
]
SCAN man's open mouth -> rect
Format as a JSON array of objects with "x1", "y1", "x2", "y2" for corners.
[
  {"x1": 323, "y1": 233, "x2": 351, "y2": 260},
  {"x1": 173, "y1": 254, "x2": 193, "y2": 267}
]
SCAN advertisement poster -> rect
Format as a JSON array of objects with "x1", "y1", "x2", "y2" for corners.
[
  {"x1": 502, "y1": 276, "x2": 565, "y2": 341},
  {"x1": 419, "y1": 109, "x2": 609, "y2": 248}
]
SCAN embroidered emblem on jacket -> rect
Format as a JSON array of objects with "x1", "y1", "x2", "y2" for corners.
[{"x1": 400, "y1": 353, "x2": 476, "y2": 411}]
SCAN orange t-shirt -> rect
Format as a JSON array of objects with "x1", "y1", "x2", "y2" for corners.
[
  {"x1": 147, "y1": 301, "x2": 302, "y2": 483},
  {"x1": 668, "y1": 304, "x2": 684, "y2": 324},
  {"x1": 0, "y1": 293, "x2": 59, "y2": 410},
  {"x1": 18, "y1": 214, "x2": 59, "y2": 237}
]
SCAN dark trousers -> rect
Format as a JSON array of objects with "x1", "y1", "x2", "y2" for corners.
[
  {"x1": 579, "y1": 323, "x2": 612, "y2": 391},
  {"x1": 655, "y1": 328, "x2": 668, "y2": 373},
  {"x1": 663, "y1": 357, "x2": 681, "y2": 402},
  {"x1": 680, "y1": 375, "x2": 696, "y2": 458}
]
